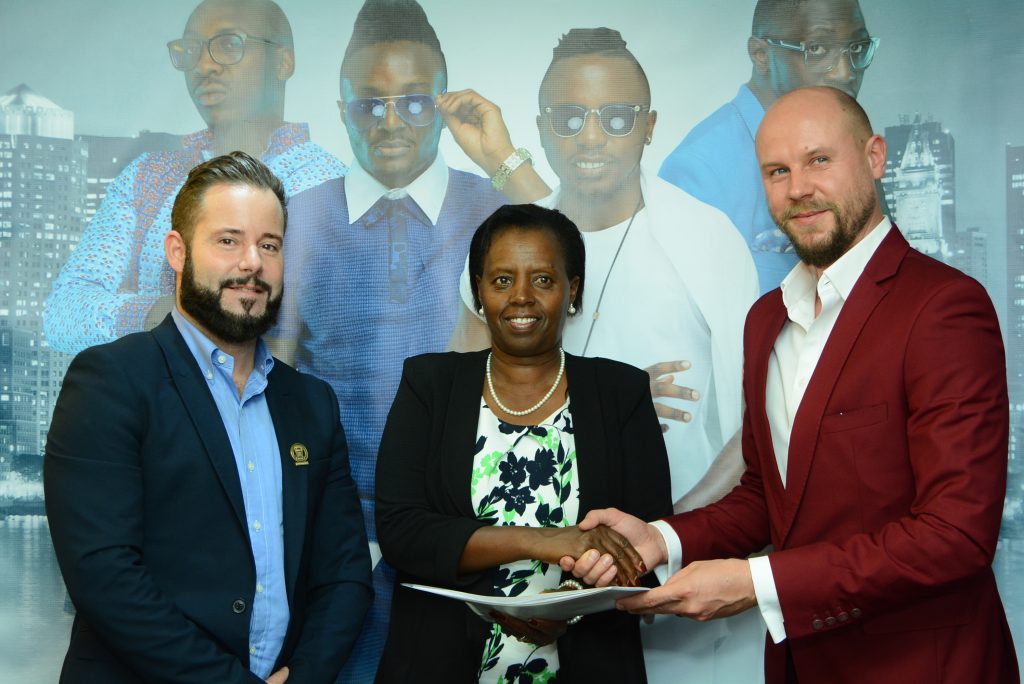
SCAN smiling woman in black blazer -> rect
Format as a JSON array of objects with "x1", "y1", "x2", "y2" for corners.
[{"x1": 375, "y1": 204, "x2": 671, "y2": 683}]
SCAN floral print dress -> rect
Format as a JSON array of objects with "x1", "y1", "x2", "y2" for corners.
[{"x1": 470, "y1": 398, "x2": 579, "y2": 684}]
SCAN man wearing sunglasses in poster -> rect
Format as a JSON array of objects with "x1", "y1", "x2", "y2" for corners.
[
  {"x1": 659, "y1": 0, "x2": 878, "y2": 296},
  {"x1": 448, "y1": 28, "x2": 763, "y2": 684},
  {"x1": 272, "y1": 0, "x2": 548, "y2": 680},
  {"x1": 44, "y1": 0, "x2": 346, "y2": 356}
]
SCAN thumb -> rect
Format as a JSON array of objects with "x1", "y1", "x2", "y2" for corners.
[{"x1": 578, "y1": 507, "x2": 621, "y2": 531}]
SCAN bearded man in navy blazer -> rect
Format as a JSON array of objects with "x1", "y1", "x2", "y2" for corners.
[
  {"x1": 45, "y1": 151, "x2": 372, "y2": 684},
  {"x1": 566, "y1": 87, "x2": 1018, "y2": 683}
]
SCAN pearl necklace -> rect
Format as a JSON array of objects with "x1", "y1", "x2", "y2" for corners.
[{"x1": 486, "y1": 348, "x2": 565, "y2": 417}]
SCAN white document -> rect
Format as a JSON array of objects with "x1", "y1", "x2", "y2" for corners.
[{"x1": 401, "y1": 582, "x2": 648, "y2": 622}]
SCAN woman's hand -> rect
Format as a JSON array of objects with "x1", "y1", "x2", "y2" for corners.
[
  {"x1": 534, "y1": 525, "x2": 644, "y2": 586},
  {"x1": 490, "y1": 611, "x2": 567, "y2": 647}
]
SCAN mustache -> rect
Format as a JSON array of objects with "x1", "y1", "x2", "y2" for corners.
[
  {"x1": 778, "y1": 201, "x2": 839, "y2": 223},
  {"x1": 220, "y1": 275, "x2": 272, "y2": 294}
]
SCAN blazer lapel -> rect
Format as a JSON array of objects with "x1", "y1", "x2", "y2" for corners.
[
  {"x1": 440, "y1": 350, "x2": 489, "y2": 518},
  {"x1": 779, "y1": 228, "x2": 907, "y2": 544},
  {"x1": 264, "y1": 368, "x2": 307, "y2": 600},
  {"x1": 564, "y1": 353, "x2": 608, "y2": 516},
  {"x1": 152, "y1": 317, "x2": 247, "y2": 530},
  {"x1": 747, "y1": 294, "x2": 790, "y2": 541}
]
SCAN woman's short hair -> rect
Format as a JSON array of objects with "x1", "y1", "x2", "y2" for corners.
[{"x1": 468, "y1": 203, "x2": 585, "y2": 314}]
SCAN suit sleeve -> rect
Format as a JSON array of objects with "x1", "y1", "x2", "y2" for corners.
[
  {"x1": 375, "y1": 359, "x2": 490, "y2": 587},
  {"x1": 284, "y1": 380, "x2": 373, "y2": 684},
  {"x1": 44, "y1": 346, "x2": 263, "y2": 684},
  {"x1": 764, "y1": 278, "x2": 1009, "y2": 639}
]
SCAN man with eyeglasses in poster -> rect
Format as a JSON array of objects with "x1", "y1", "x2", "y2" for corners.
[
  {"x1": 447, "y1": 27, "x2": 763, "y2": 684},
  {"x1": 272, "y1": 0, "x2": 547, "y2": 680},
  {"x1": 44, "y1": 0, "x2": 346, "y2": 355},
  {"x1": 659, "y1": 0, "x2": 878, "y2": 295}
]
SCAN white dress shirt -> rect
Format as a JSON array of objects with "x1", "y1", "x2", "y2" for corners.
[
  {"x1": 654, "y1": 218, "x2": 892, "y2": 644},
  {"x1": 344, "y1": 151, "x2": 449, "y2": 226}
]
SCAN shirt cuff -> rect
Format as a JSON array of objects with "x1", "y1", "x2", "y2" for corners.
[
  {"x1": 749, "y1": 555, "x2": 787, "y2": 643},
  {"x1": 649, "y1": 520, "x2": 682, "y2": 585}
]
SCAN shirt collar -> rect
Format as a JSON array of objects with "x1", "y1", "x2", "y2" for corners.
[
  {"x1": 181, "y1": 122, "x2": 310, "y2": 161},
  {"x1": 171, "y1": 307, "x2": 274, "y2": 382},
  {"x1": 345, "y1": 151, "x2": 449, "y2": 225},
  {"x1": 735, "y1": 83, "x2": 766, "y2": 138},
  {"x1": 780, "y1": 217, "x2": 892, "y2": 316}
]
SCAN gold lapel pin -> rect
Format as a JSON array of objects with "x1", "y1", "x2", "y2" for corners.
[{"x1": 289, "y1": 443, "x2": 309, "y2": 466}]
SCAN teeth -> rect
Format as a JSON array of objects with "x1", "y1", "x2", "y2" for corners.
[
  {"x1": 576, "y1": 161, "x2": 606, "y2": 169},
  {"x1": 509, "y1": 317, "x2": 536, "y2": 324}
]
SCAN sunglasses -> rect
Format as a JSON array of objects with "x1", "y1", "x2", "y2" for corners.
[
  {"x1": 344, "y1": 93, "x2": 440, "y2": 131},
  {"x1": 543, "y1": 103, "x2": 649, "y2": 138}
]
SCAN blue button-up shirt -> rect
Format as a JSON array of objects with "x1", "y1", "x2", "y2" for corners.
[{"x1": 173, "y1": 309, "x2": 289, "y2": 678}]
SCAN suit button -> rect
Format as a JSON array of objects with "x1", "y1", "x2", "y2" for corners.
[
  {"x1": 837, "y1": 611, "x2": 849, "y2": 623},
  {"x1": 850, "y1": 608, "x2": 862, "y2": 619},
  {"x1": 825, "y1": 617, "x2": 837, "y2": 627},
  {"x1": 811, "y1": 619, "x2": 824, "y2": 631},
  {"x1": 232, "y1": 599, "x2": 246, "y2": 614}
]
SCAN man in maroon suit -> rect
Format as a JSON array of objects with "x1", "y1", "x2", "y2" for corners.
[{"x1": 565, "y1": 86, "x2": 1018, "y2": 683}]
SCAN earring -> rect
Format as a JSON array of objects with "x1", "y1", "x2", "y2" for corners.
[
  {"x1": 568, "y1": 304, "x2": 577, "y2": 315},
  {"x1": 478, "y1": 307, "x2": 484, "y2": 316}
]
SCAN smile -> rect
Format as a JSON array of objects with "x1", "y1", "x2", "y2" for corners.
[{"x1": 575, "y1": 161, "x2": 607, "y2": 170}]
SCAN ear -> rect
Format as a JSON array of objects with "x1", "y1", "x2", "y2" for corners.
[
  {"x1": 568, "y1": 276, "x2": 580, "y2": 306},
  {"x1": 645, "y1": 110, "x2": 658, "y2": 144},
  {"x1": 338, "y1": 99, "x2": 347, "y2": 127},
  {"x1": 165, "y1": 230, "x2": 187, "y2": 275},
  {"x1": 748, "y1": 36, "x2": 769, "y2": 74},
  {"x1": 865, "y1": 133, "x2": 887, "y2": 181},
  {"x1": 277, "y1": 47, "x2": 295, "y2": 81}
]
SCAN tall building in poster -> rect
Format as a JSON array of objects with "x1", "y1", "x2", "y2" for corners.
[
  {"x1": 882, "y1": 115, "x2": 956, "y2": 260},
  {"x1": 1008, "y1": 145, "x2": 1024, "y2": 407},
  {"x1": 77, "y1": 132, "x2": 179, "y2": 220},
  {"x1": 0, "y1": 84, "x2": 87, "y2": 457},
  {"x1": 948, "y1": 226, "x2": 989, "y2": 287}
]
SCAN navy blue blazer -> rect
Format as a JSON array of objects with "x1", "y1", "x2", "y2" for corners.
[{"x1": 44, "y1": 316, "x2": 372, "y2": 684}]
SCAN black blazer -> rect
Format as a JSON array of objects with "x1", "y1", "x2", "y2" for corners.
[
  {"x1": 374, "y1": 350, "x2": 672, "y2": 683},
  {"x1": 44, "y1": 316, "x2": 373, "y2": 684}
]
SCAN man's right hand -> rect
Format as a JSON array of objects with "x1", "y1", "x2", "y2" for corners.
[{"x1": 558, "y1": 508, "x2": 668, "y2": 585}]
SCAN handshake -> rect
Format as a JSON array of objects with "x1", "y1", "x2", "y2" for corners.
[{"x1": 558, "y1": 508, "x2": 757, "y2": 622}]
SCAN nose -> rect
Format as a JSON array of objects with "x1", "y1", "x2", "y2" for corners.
[
  {"x1": 577, "y1": 109, "x2": 605, "y2": 146},
  {"x1": 509, "y1": 278, "x2": 535, "y2": 304},
  {"x1": 380, "y1": 100, "x2": 404, "y2": 130},
  {"x1": 824, "y1": 51, "x2": 856, "y2": 89},
  {"x1": 786, "y1": 168, "x2": 814, "y2": 202},
  {"x1": 238, "y1": 243, "x2": 263, "y2": 274},
  {"x1": 195, "y1": 42, "x2": 221, "y2": 75}
]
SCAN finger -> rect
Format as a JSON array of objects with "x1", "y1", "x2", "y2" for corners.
[
  {"x1": 579, "y1": 552, "x2": 615, "y2": 586},
  {"x1": 571, "y1": 548, "x2": 603, "y2": 579},
  {"x1": 559, "y1": 555, "x2": 576, "y2": 573},
  {"x1": 650, "y1": 381, "x2": 700, "y2": 402},
  {"x1": 645, "y1": 360, "x2": 690, "y2": 379},
  {"x1": 593, "y1": 563, "x2": 619, "y2": 588},
  {"x1": 654, "y1": 402, "x2": 691, "y2": 423}
]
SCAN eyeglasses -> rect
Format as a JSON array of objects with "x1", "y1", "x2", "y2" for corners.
[
  {"x1": 343, "y1": 94, "x2": 440, "y2": 131},
  {"x1": 764, "y1": 37, "x2": 880, "y2": 73},
  {"x1": 543, "y1": 103, "x2": 649, "y2": 138},
  {"x1": 167, "y1": 33, "x2": 280, "y2": 71}
]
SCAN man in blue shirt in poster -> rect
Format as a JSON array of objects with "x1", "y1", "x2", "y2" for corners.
[{"x1": 658, "y1": 0, "x2": 878, "y2": 294}]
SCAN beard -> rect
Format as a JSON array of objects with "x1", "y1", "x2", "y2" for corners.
[
  {"x1": 773, "y1": 184, "x2": 876, "y2": 269},
  {"x1": 179, "y1": 255, "x2": 282, "y2": 345}
]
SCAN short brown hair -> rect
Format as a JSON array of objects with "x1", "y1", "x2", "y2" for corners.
[{"x1": 170, "y1": 151, "x2": 287, "y2": 245}]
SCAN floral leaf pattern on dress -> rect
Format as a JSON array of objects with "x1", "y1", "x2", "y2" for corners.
[{"x1": 471, "y1": 400, "x2": 577, "y2": 682}]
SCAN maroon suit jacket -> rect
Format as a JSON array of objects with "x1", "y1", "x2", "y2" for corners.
[{"x1": 668, "y1": 228, "x2": 1018, "y2": 683}]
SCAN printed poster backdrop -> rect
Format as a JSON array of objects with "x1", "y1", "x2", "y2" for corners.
[{"x1": 1, "y1": 0, "x2": 1023, "y2": 681}]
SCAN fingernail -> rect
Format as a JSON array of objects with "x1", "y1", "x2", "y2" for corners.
[
  {"x1": 680, "y1": 361, "x2": 691, "y2": 369},
  {"x1": 639, "y1": 562, "x2": 648, "y2": 574},
  {"x1": 690, "y1": 390, "x2": 700, "y2": 400}
]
